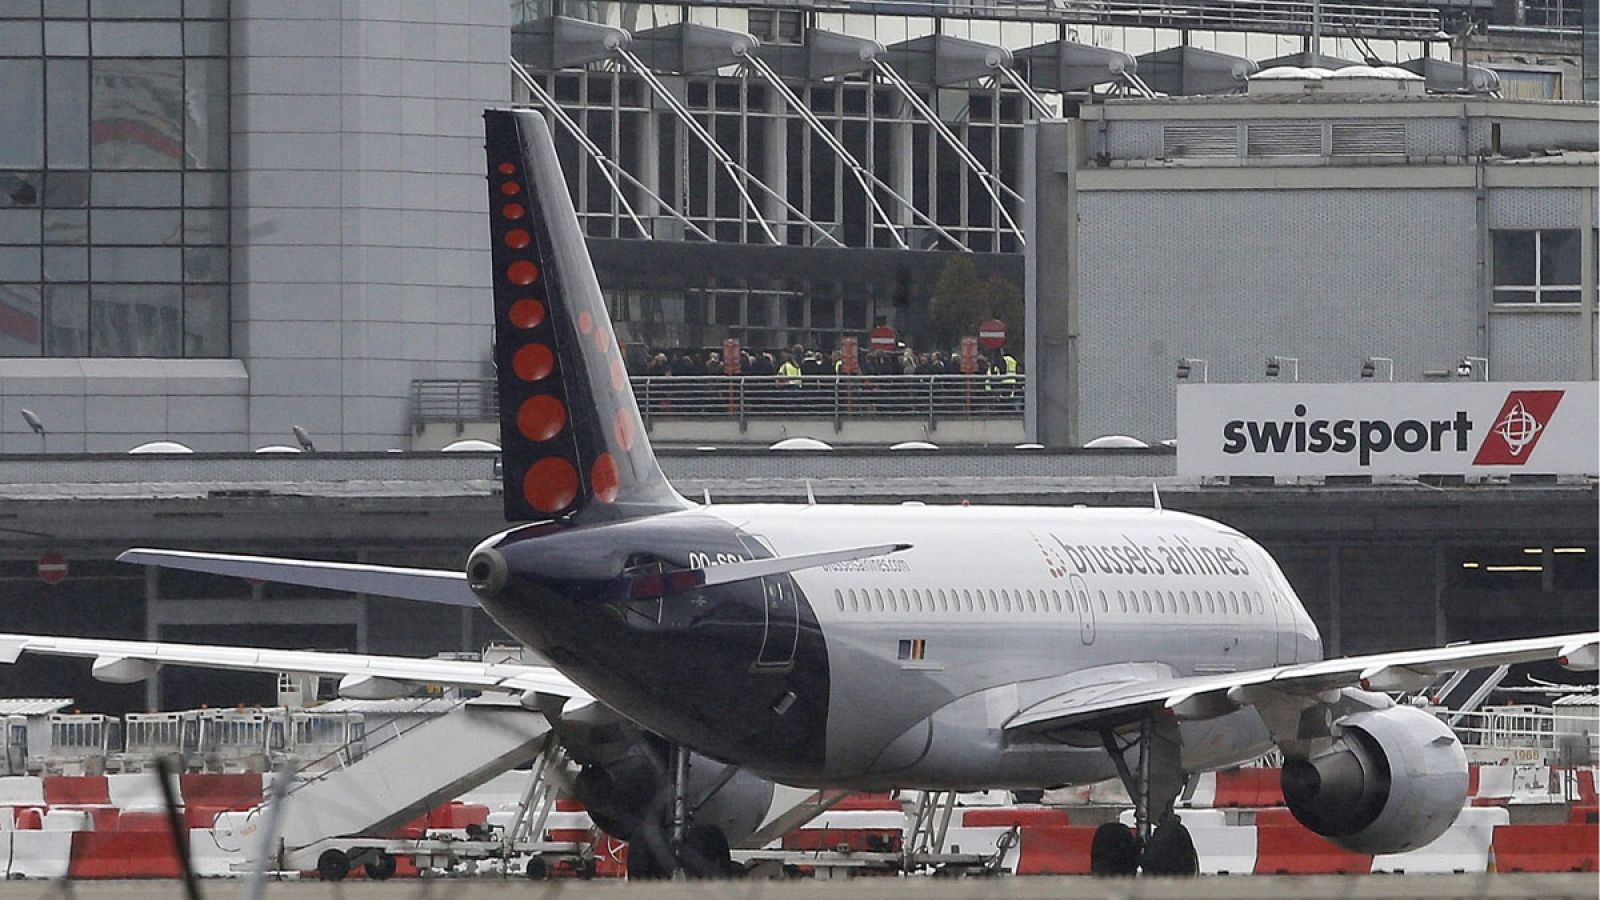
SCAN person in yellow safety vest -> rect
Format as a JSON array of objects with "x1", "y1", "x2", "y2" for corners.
[
  {"x1": 777, "y1": 351, "x2": 801, "y2": 385},
  {"x1": 999, "y1": 350, "x2": 1020, "y2": 410}
]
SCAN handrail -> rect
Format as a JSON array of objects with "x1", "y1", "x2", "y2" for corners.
[{"x1": 413, "y1": 374, "x2": 1025, "y2": 430}]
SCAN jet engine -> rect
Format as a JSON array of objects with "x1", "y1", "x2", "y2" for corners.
[{"x1": 1280, "y1": 705, "x2": 1468, "y2": 854}]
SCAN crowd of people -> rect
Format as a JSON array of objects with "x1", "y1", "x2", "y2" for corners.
[
  {"x1": 633, "y1": 344, "x2": 1020, "y2": 379},
  {"x1": 627, "y1": 342, "x2": 1023, "y2": 415}
]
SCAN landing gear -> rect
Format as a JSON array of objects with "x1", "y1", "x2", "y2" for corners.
[
  {"x1": 1096, "y1": 713, "x2": 1196, "y2": 877},
  {"x1": 624, "y1": 743, "x2": 736, "y2": 880},
  {"x1": 1141, "y1": 814, "x2": 1198, "y2": 875},
  {"x1": 1089, "y1": 822, "x2": 1139, "y2": 875}
]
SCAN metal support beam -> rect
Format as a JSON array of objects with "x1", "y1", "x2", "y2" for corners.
[
  {"x1": 509, "y1": 56, "x2": 711, "y2": 242},
  {"x1": 870, "y1": 58, "x2": 1026, "y2": 246},
  {"x1": 612, "y1": 44, "x2": 844, "y2": 248},
  {"x1": 738, "y1": 48, "x2": 970, "y2": 253}
]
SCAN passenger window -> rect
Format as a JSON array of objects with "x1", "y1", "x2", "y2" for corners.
[
  {"x1": 1253, "y1": 591, "x2": 1264, "y2": 615},
  {"x1": 1205, "y1": 591, "x2": 1215, "y2": 613},
  {"x1": 874, "y1": 589, "x2": 884, "y2": 612},
  {"x1": 1155, "y1": 591, "x2": 1165, "y2": 614},
  {"x1": 1002, "y1": 591, "x2": 1012, "y2": 613},
  {"x1": 836, "y1": 589, "x2": 845, "y2": 611},
  {"x1": 912, "y1": 589, "x2": 923, "y2": 612},
  {"x1": 1051, "y1": 590, "x2": 1062, "y2": 613},
  {"x1": 938, "y1": 588, "x2": 949, "y2": 612},
  {"x1": 963, "y1": 589, "x2": 973, "y2": 612},
  {"x1": 1229, "y1": 592, "x2": 1240, "y2": 615},
  {"x1": 1099, "y1": 590, "x2": 1108, "y2": 612},
  {"x1": 1026, "y1": 590, "x2": 1036, "y2": 612},
  {"x1": 1117, "y1": 590, "x2": 1127, "y2": 612}
]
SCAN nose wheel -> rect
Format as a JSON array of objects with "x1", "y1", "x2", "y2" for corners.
[{"x1": 1095, "y1": 713, "x2": 1198, "y2": 877}]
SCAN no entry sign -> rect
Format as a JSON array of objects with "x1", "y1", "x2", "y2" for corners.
[
  {"x1": 37, "y1": 552, "x2": 67, "y2": 585},
  {"x1": 868, "y1": 326, "x2": 897, "y2": 352},
  {"x1": 978, "y1": 319, "x2": 1007, "y2": 350}
]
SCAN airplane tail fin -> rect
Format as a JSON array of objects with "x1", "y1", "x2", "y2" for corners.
[{"x1": 484, "y1": 109, "x2": 686, "y2": 524}]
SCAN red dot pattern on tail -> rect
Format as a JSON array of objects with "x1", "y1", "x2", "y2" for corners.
[
  {"x1": 525, "y1": 458, "x2": 578, "y2": 513},
  {"x1": 517, "y1": 395, "x2": 566, "y2": 442}
]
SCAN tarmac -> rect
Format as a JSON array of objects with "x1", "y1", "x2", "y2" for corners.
[{"x1": 4, "y1": 875, "x2": 1595, "y2": 899}]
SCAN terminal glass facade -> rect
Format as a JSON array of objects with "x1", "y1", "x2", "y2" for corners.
[{"x1": 0, "y1": 1, "x2": 229, "y2": 359}]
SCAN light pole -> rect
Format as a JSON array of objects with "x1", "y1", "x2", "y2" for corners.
[
  {"x1": 1360, "y1": 357, "x2": 1394, "y2": 381},
  {"x1": 1457, "y1": 356, "x2": 1489, "y2": 381},
  {"x1": 1176, "y1": 358, "x2": 1209, "y2": 383},
  {"x1": 1266, "y1": 356, "x2": 1299, "y2": 382}
]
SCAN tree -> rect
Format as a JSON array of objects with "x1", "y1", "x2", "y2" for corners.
[
  {"x1": 928, "y1": 255, "x2": 988, "y2": 349},
  {"x1": 984, "y1": 275, "x2": 1024, "y2": 353}
]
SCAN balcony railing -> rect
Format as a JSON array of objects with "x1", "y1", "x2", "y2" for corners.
[{"x1": 412, "y1": 374, "x2": 1023, "y2": 434}]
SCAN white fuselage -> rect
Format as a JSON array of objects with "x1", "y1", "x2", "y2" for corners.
[{"x1": 698, "y1": 502, "x2": 1322, "y2": 788}]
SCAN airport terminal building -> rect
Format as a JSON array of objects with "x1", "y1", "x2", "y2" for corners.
[
  {"x1": 0, "y1": 0, "x2": 1591, "y2": 453},
  {"x1": 0, "y1": 1, "x2": 1591, "y2": 709}
]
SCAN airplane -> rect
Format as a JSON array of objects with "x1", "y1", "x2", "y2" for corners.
[{"x1": 1, "y1": 108, "x2": 1595, "y2": 879}]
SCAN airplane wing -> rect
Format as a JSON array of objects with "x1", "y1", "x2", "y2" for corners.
[
  {"x1": 118, "y1": 549, "x2": 476, "y2": 606},
  {"x1": 0, "y1": 633, "x2": 590, "y2": 703},
  {"x1": 1006, "y1": 631, "x2": 1600, "y2": 735}
]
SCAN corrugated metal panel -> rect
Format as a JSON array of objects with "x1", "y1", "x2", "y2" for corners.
[
  {"x1": 1246, "y1": 122, "x2": 1323, "y2": 156},
  {"x1": 0, "y1": 699, "x2": 74, "y2": 716},
  {"x1": 1163, "y1": 124, "x2": 1238, "y2": 158},
  {"x1": 1331, "y1": 122, "x2": 1406, "y2": 155}
]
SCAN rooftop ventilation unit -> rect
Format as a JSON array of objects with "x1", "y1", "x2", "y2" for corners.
[{"x1": 1249, "y1": 65, "x2": 1426, "y2": 96}]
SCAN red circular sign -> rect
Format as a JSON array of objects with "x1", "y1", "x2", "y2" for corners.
[
  {"x1": 869, "y1": 326, "x2": 897, "y2": 352},
  {"x1": 37, "y1": 552, "x2": 67, "y2": 585},
  {"x1": 978, "y1": 319, "x2": 1007, "y2": 350}
]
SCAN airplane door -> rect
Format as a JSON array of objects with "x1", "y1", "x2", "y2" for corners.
[
  {"x1": 739, "y1": 535, "x2": 798, "y2": 672},
  {"x1": 1069, "y1": 574, "x2": 1095, "y2": 645}
]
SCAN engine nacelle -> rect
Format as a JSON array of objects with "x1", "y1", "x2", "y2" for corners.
[{"x1": 1280, "y1": 705, "x2": 1467, "y2": 854}]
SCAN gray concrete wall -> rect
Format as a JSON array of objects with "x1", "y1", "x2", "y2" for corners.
[
  {"x1": 1074, "y1": 185, "x2": 1480, "y2": 442},
  {"x1": 1028, "y1": 107, "x2": 1599, "y2": 447},
  {"x1": 231, "y1": 0, "x2": 509, "y2": 451}
]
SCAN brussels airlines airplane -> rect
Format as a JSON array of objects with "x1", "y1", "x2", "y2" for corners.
[{"x1": 2, "y1": 109, "x2": 1594, "y2": 878}]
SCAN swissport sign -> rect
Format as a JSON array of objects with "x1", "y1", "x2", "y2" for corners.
[{"x1": 1176, "y1": 382, "x2": 1599, "y2": 477}]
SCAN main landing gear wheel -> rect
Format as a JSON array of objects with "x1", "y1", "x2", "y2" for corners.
[
  {"x1": 1089, "y1": 822, "x2": 1139, "y2": 876},
  {"x1": 1141, "y1": 815, "x2": 1198, "y2": 876},
  {"x1": 363, "y1": 850, "x2": 398, "y2": 881},
  {"x1": 678, "y1": 824, "x2": 735, "y2": 879},
  {"x1": 315, "y1": 848, "x2": 350, "y2": 882}
]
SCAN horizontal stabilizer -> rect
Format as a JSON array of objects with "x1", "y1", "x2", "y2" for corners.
[
  {"x1": 629, "y1": 543, "x2": 911, "y2": 599},
  {"x1": 117, "y1": 549, "x2": 477, "y2": 607}
]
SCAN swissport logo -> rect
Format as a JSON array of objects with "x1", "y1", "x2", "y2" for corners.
[{"x1": 1472, "y1": 390, "x2": 1564, "y2": 465}]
